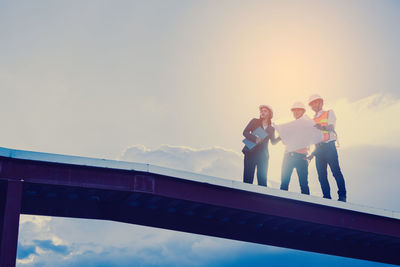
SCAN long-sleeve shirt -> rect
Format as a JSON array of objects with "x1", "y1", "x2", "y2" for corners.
[{"x1": 242, "y1": 118, "x2": 279, "y2": 155}]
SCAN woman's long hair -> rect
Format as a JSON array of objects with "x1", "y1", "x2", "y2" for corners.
[{"x1": 260, "y1": 107, "x2": 273, "y2": 126}]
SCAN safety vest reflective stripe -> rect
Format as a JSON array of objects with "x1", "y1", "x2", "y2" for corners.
[{"x1": 314, "y1": 111, "x2": 330, "y2": 141}]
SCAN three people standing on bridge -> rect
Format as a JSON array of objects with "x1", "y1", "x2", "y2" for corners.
[{"x1": 242, "y1": 95, "x2": 347, "y2": 202}]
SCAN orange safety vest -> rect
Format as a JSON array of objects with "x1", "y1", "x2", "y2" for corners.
[{"x1": 314, "y1": 111, "x2": 330, "y2": 142}]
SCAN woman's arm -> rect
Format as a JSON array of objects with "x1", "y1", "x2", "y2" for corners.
[
  {"x1": 268, "y1": 126, "x2": 281, "y2": 145},
  {"x1": 243, "y1": 119, "x2": 258, "y2": 142}
]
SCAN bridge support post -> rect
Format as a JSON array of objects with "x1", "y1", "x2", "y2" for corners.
[{"x1": 0, "y1": 180, "x2": 22, "y2": 267}]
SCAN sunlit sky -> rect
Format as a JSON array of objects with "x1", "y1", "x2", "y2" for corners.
[{"x1": 1, "y1": 0, "x2": 400, "y2": 266}]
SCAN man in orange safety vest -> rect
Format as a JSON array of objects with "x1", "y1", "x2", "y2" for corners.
[{"x1": 308, "y1": 94, "x2": 347, "y2": 202}]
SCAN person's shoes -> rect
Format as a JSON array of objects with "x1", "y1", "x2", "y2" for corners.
[{"x1": 338, "y1": 196, "x2": 347, "y2": 202}]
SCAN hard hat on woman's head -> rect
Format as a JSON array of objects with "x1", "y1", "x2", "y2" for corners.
[
  {"x1": 259, "y1": 104, "x2": 273, "y2": 122},
  {"x1": 259, "y1": 104, "x2": 273, "y2": 113}
]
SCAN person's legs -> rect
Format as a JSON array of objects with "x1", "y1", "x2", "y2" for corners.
[
  {"x1": 243, "y1": 153, "x2": 256, "y2": 184},
  {"x1": 256, "y1": 154, "x2": 268, "y2": 186},
  {"x1": 295, "y1": 154, "x2": 310, "y2": 195},
  {"x1": 316, "y1": 145, "x2": 331, "y2": 199},
  {"x1": 326, "y1": 142, "x2": 347, "y2": 200},
  {"x1": 280, "y1": 153, "x2": 294, "y2": 191}
]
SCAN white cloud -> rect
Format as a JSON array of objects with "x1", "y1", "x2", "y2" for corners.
[
  {"x1": 332, "y1": 94, "x2": 400, "y2": 148},
  {"x1": 338, "y1": 146, "x2": 400, "y2": 211},
  {"x1": 120, "y1": 144, "x2": 283, "y2": 188},
  {"x1": 16, "y1": 254, "x2": 35, "y2": 265},
  {"x1": 120, "y1": 144, "x2": 242, "y2": 179},
  {"x1": 17, "y1": 217, "x2": 256, "y2": 267},
  {"x1": 19, "y1": 215, "x2": 52, "y2": 230},
  {"x1": 18, "y1": 215, "x2": 54, "y2": 244}
]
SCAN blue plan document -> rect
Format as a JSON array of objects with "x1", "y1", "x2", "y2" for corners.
[
  {"x1": 242, "y1": 127, "x2": 269, "y2": 149},
  {"x1": 243, "y1": 138, "x2": 257, "y2": 150},
  {"x1": 253, "y1": 127, "x2": 268, "y2": 139}
]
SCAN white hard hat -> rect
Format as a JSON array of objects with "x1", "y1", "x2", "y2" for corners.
[
  {"x1": 259, "y1": 104, "x2": 273, "y2": 113},
  {"x1": 308, "y1": 94, "x2": 323, "y2": 105},
  {"x1": 291, "y1": 101, "x2": 306, "y2": 110}
]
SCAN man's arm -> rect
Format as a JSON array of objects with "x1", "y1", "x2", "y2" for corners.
[
  {"x1": 314, "y1": 110, "x2": 336, "y2": 132},
  {"x1": 314, "y1": 124, "x2": 335, "y2": 132},
  {"x1": 327, "y1": 109, "x2": 336, "y2": 126},
  {"x1": 306, "y1": 145, "x2": 317, "y2": 161}
]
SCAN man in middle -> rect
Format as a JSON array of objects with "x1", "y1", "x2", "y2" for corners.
[{"x1": 279, "y1": 102, "x2": 310, "y2": 195}]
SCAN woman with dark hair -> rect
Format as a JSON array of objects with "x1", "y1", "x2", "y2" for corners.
[{"x1": 242, "y1": 105, "x2": 279, "y2": 187}]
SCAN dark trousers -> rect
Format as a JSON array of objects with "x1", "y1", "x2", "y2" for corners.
[
  {"x1": 243, "y1": 153, "x2": 268, "y2": 186},
  {"x1": 280, "y1": 152, "x2": 310, "y2": 195},
  {"x1": 315, "y1": 141, "x2": 346, "y2": 199}
]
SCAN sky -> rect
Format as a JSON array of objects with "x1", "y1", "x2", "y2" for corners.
[{"x1": 0, "y1": 0, "x2": 399, "y2": 266}]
